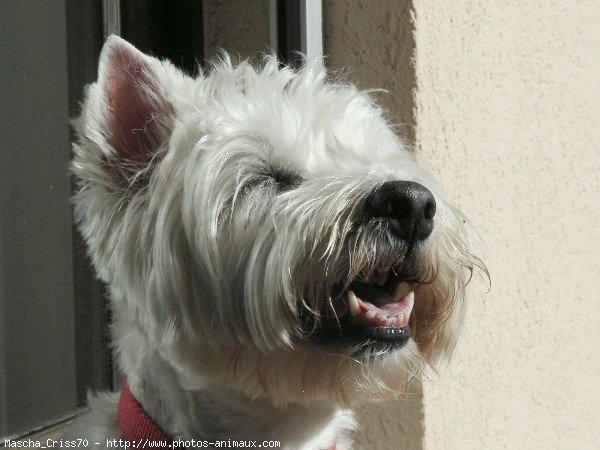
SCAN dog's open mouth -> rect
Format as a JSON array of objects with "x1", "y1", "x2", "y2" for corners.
[
  {"x1": 347, "y1": 283, "x2": 414, "y2": 340},
  {"x1": 305, "y1": 269, "x2": 419, "y2": 351}
]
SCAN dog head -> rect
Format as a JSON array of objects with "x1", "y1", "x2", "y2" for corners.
[{"x1": 73, "y1": 36, "x2": 485, "y2": 406}]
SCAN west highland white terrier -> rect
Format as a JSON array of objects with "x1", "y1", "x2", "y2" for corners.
[{"x1": 66, "y1": 35, "x2": 485, "y2": 449}]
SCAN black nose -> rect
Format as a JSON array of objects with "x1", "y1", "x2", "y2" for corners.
[{"x1": 365, "y1": 181, "x2": 436, "y2": 240}]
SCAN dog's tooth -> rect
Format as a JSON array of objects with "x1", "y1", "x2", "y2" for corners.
[
  {"x1": 365, "y1": 310, "x2": 376, "y2": 319},
  {"x1": 394, "y1": 282, "x2": 411, "y2": 301},
  {"x1": 407, "y1": 291, "x2": 415, "y2": 302},
  {"x1": 348, "y1": 290, "x2": 361, "y2": 317}
]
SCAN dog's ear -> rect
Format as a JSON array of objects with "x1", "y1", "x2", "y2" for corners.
[{"x1": 88, "y1": 36, "x2": 176, "y2": 187}]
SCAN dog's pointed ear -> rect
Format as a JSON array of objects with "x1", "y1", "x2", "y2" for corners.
[{"x1": 94, "y1": 36, "x2": 176, "y2": 183}]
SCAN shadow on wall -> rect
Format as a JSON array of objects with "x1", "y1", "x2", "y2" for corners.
[
  {"x1": 203, "y1": 0, "x2": 271, "y2": 61},
  {"x1": 324, "y1": 0, "x2": 417, "y2": 145},
  {"x1": 355, "y1": 384, "x2": 424, "y2": 449}
]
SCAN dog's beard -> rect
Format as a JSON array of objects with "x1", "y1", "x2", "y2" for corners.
[{"x1": 166, "y1": 333, "x2": 423, "y2": 407}]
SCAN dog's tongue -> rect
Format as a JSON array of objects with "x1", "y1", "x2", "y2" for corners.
[{"x1": 348, "y1": 285, "x2": 414, "y2": 329}]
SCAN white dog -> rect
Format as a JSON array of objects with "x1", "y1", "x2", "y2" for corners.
[{"x1": 67, "y1": 36, "x2": 485, "y2": 449}]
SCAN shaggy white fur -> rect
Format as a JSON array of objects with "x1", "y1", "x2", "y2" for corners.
[{"x1": 67, "y1": 36, "x2": 485, "y2": 449}]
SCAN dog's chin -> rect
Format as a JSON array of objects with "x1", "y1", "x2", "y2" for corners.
[{"x1": 213, "y1": 340, "x2": 419, "y2": 407}]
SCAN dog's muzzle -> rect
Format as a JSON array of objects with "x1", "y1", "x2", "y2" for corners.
[{"x1": 303, "y1": 181, "x2": 436, "y2": 352}]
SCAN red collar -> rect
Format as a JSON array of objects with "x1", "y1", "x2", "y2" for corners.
[
  {"x1": 118, "y1": 378, "x2": 173, "y2": 447},
  {"x1": 118, "y1": 378, "x2": 336, "y2": 449}
]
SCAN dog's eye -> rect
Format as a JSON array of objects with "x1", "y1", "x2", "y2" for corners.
[
  {"x1": 241, "y1": 168, "x2": 302, "y2": 194},
  {"x1": 269, "y1": 168, "x2": 302, "y2": 191}
]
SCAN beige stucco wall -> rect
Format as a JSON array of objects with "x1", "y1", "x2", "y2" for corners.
[
  {"x1": 415, "y1": 1, "x2": 600, "y2": 448},
  {"x1": 326, "y1": 0, "x2": 600, "y2": 448}
]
